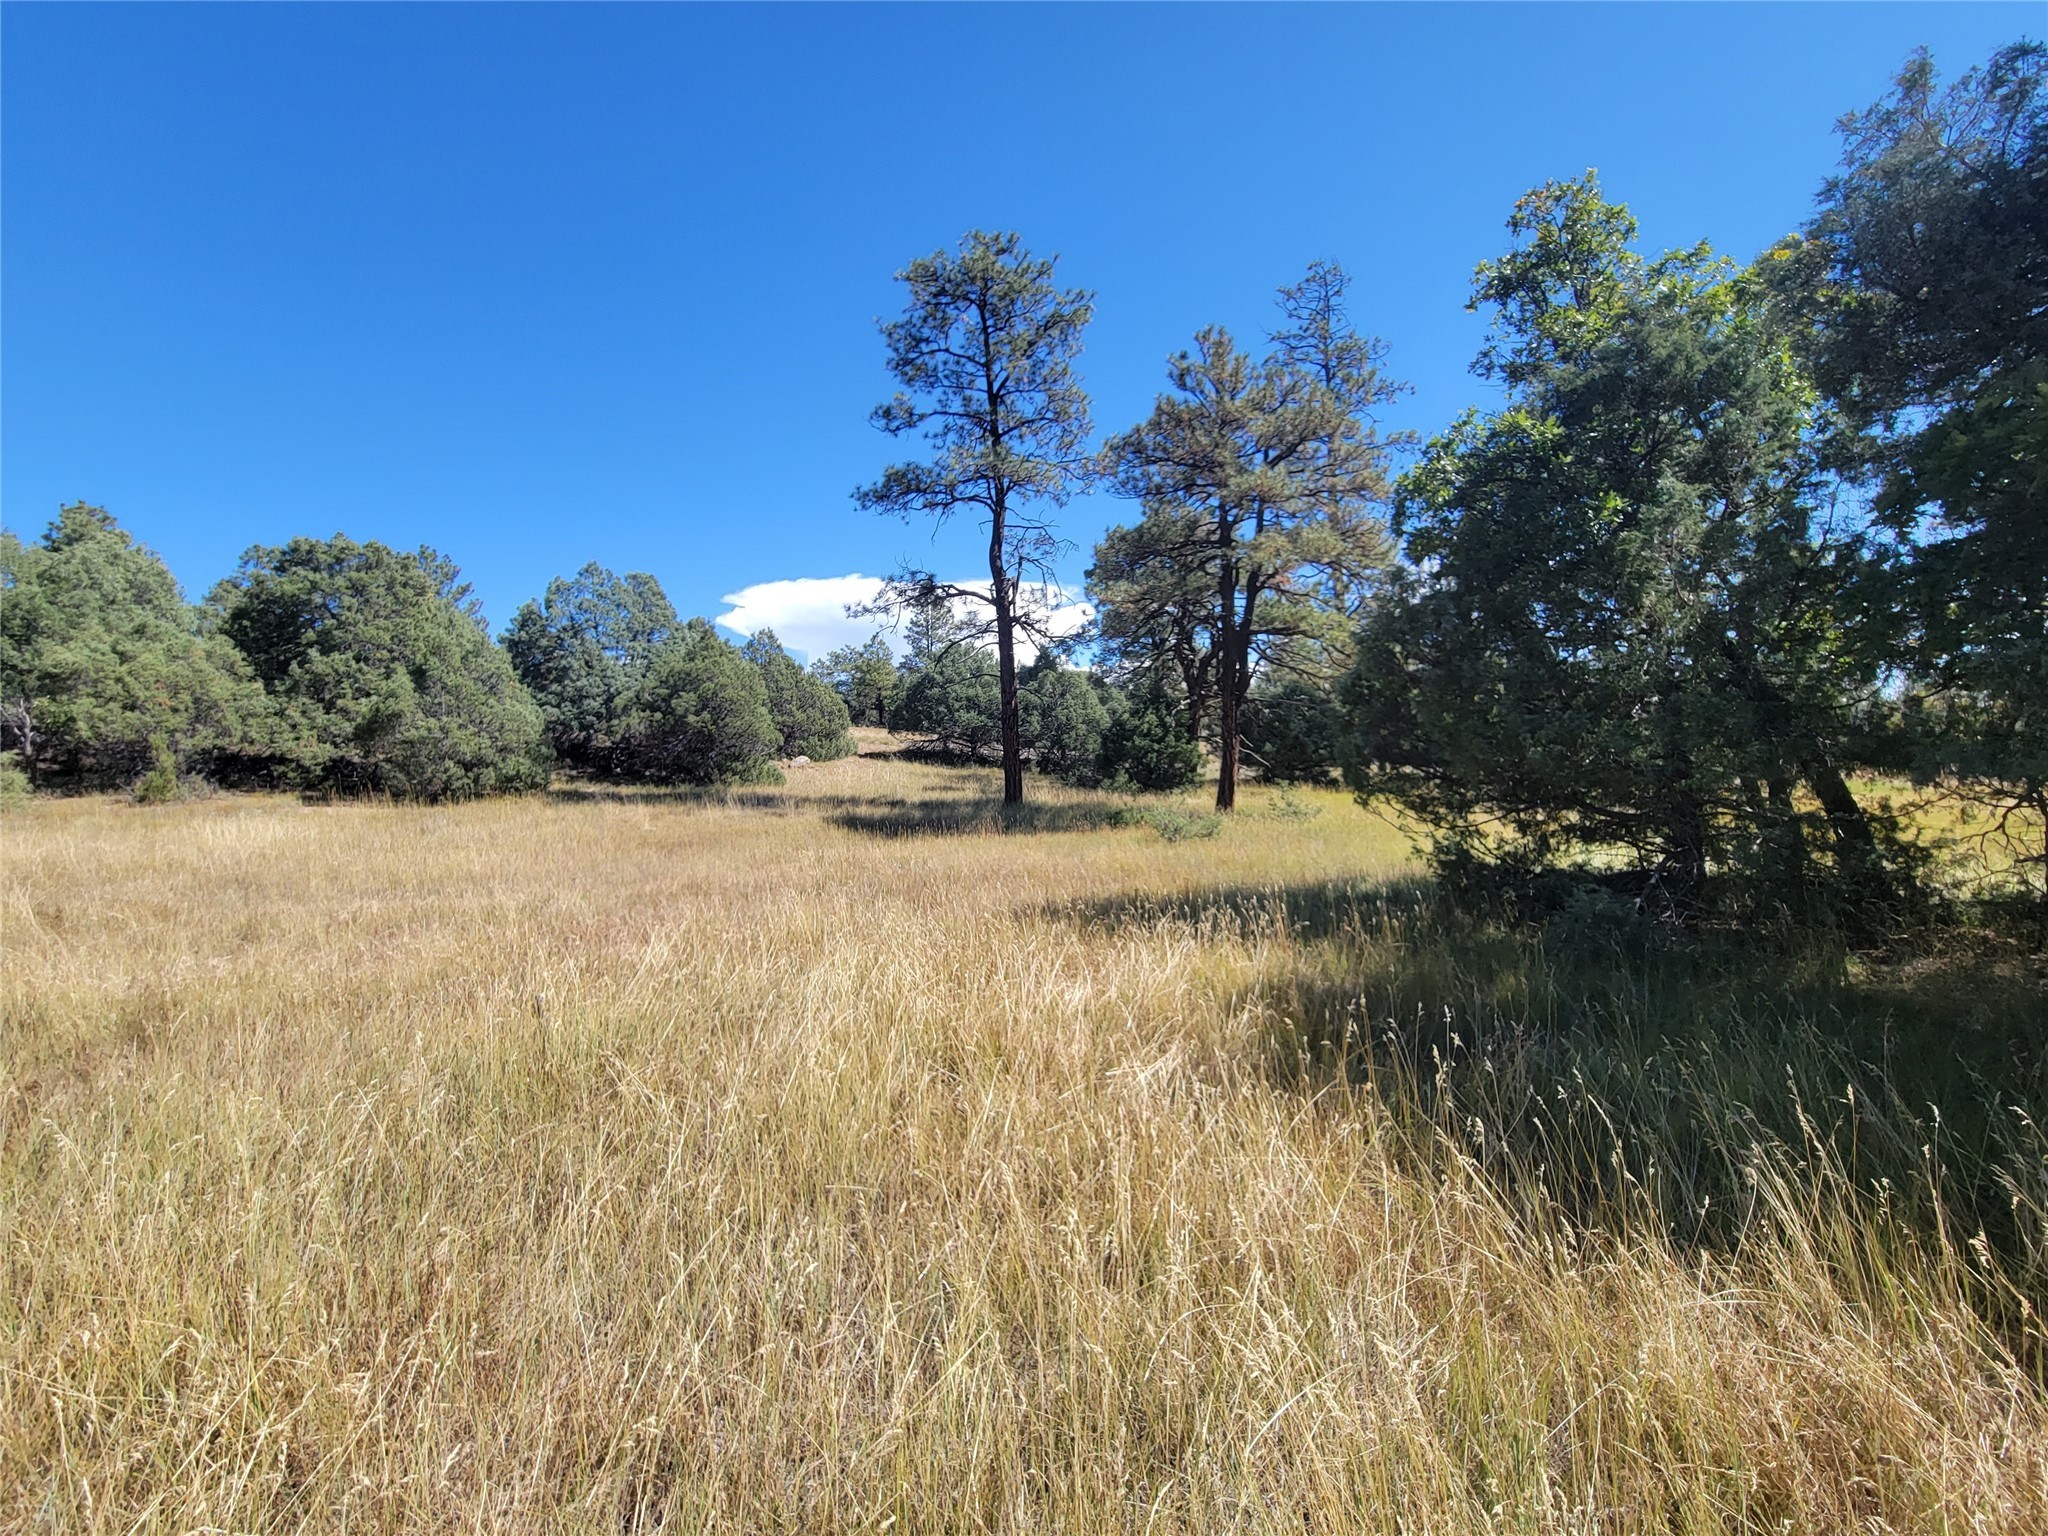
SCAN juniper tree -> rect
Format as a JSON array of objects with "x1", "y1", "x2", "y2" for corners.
[
  {"x1": 1018, "y1": 657, "x2": 1109, "y2": 779},
  {"x1": 501, "y1": 563, "x2": 677, "y2": 770},
  {"x1": 213, "y1": 535, "x2": 548, "y2": 800},
  {"x1": 1780, "y1": 42, "x2": 2048, "y2": 914},
  {"x1": 742, "y1": 629, "x2": 854, "y2": 760},
  {"x1": 1346, "y1": 176, "x2": 1895, "y2": 923},
  {"x1": 856, "y1": 231, "x2": 1095, "y2": 803},
  {"x1": 617, "y1": 621, "x2": 781, "y2": 785},
  {"x1": 0, "y1": 504, "x2": 260, "y2": 787}
]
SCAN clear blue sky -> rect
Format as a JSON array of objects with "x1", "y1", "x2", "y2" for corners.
[{"x1": 4, "y1": 3, "x2": 2033, "y2": 657}]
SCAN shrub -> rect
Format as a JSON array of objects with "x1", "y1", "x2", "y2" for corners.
[
  {"x1": 131, "y1": 736, "x2": 183, "y2": 805},
  {"x1": 1240, "y1": 679, "x2": 1343, "y2": 783},
  {"x1": 1137, "y1": 804, "x2": 1223, "y2": 842},
  {"x1": 0, "y1": 753, "x2": 31, "y2": 812},
  {"x1": 894, "y1": 646, "x2": 1000, "y2": 759}
]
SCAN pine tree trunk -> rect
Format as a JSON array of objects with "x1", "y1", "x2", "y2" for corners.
[
  {"x1": 992, "y1": 575, "x2": 1023, "y2": 806},
  {"x1": 1213, "y1": 575, "x2": 1238, "y2": 813},
  {"x1": 1656, "y1": 788, "x2": 1710, "y2": 923},
  {"x1": 1216, "y1": 679, "x2": 1240, "y2": 812}
]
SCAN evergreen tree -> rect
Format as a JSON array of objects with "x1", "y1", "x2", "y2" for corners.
[
  {"x1": 893, "y1": 644, "x2": 1001, "y2": 760},
  {"x1": 1018, "y1": 657, "x2": 1109, "y2": 778},
  {"x1": 0, "y1": 504, "x2": 260, "y2": 787},
  {"x1": 618, "y1": 621, "x2": 782, "y2": 785},
  {"x1": 811, "y1": 633, "x2": 899, "y2": 728},
  {"x1": 1098, "y1": 262, "x2": 1400, "y2": 810},
  {"x1": 856, "y1": 231, "x2": 1095, "y2": 803},
  {"x1": 1240, "y1": 677, "x2": 1344, "y2": 784},
  {"x1": 213, "y1": 535, "x2": 548, "y2": 800},
  {"x1": 1783, "y1": 42, "x2": 2048, "y2": 912},
  {"x1": 1346, "y1": 176, "x2": 1893, "y2": 922},
  {"x1": 501, "y1": 563, "x2": 676, "y2": 770},
  {"x1": 1095, "y1": 675, "x2": 1202, "y2": 793},
  {"x1": 742, "y1": 629, "x2": 854, "y2": 760},
  {"x1": 1086, "y1": 510, "x2": 1219, "y2": 745}
]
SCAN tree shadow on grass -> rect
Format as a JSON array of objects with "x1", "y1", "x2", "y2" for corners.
[
  {"x1": 825, "y1": 795, "x2": 1132, "y2": 838},
  {"x1": 1058, "y1": 874, "x2": 2048, "y2": 1334},
  {"x1": 1056, "y1": 876, "x2": 1438, "y2": 945},
  {"x1": 543, "y1": 780, "x2": 1133, "y2": 837}
]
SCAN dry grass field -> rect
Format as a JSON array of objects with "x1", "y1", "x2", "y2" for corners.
[{"x1": 5, "y1": 746, "x2": 2047, "y2": 1532}]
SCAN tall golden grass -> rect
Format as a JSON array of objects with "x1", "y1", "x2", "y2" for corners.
[{"x1": 4, "y1": 752, "x2": 2044, "y2": 1531}]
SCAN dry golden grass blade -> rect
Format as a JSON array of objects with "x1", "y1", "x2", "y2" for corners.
[{"x1": 4, "y1": 757, "x2": 2044, "y2": 1532}]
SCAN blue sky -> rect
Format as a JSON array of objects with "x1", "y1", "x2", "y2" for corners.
[{"x1": 4, "y1": 2, "x2": 2033, "y2": 659}]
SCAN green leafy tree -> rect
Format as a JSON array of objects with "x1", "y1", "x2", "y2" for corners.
[
  {"x1": 811, "y1": 633, "x2": 899, "y2": 728},
  {"x1": 1783, "y1": 42, "x2": 2048, "y2": 912},
  {"x1": 212, "y1": 534, "x2": 548, "y2": 800},
  {"x1": 617, "y1": 621, "x2": 782, "y2": 785},
  {"x1": 1346, "y1": 176, "x2": 1893, "y2": 922},
  {"x1": 856, "y1": 230, "x2": 1095, "y2": 803},
  {"x1": 0, "y1": 503, "x2": 260, "y2": 787},
  {"x1": 742, "y1": 629, "x2": 854, "y2": 759},
  {"x1": 1018, "y1": 657, "x2": 1109, "y2": 778},
  {"x1": 1098, "y1": 262, "x2": 1400, "y2": 810},
  {"x1": 501, "y1": 563, "x2": 676, "y2": 770}
]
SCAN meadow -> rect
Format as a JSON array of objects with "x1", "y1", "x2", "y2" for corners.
[{"x1": 5, "y1": 742, "x2": 2046, "y2": 1533}]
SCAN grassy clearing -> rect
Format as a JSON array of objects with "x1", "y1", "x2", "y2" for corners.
[{"x1": 4, "y1": 752, "x2": 2046, "y2": 1532}]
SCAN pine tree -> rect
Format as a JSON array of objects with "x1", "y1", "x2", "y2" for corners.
[{"x1": 856, "y1": 231, "x2": 1094, "y2": 803}]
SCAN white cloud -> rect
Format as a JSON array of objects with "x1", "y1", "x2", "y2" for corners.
[
  {"x1": 715, "y1": 574, "x2": 889, "y2": 662},
  {"x1": 716, "y1": 573, "x2": 1093, "y2": 665}
]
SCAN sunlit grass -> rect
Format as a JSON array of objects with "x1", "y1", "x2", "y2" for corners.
[{"x1": 4, "y1": 755, "x2": 2044, "y2": 1531}]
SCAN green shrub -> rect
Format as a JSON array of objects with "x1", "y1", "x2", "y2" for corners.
[
  {"x1": 0, "y1": 753, "x2": 32, "y2": 811},
  {"x1": 131, "y1": 735, "x2": 183, "y2": 804},
  {"x1": 1096, "y1": 678, "x2": 1201, "y2": 792},
  {"x1": 1241, "y1": 679, "x2": 1343, "y2": 783},
  {"x1": 619, "y1": 622, "x2": 783, "y2": 785},
  {"x1": 1138, "y1": 805, "x2": 1223, "y2": 843},
  {"x1": 894, "y1": 646, "x2": 1000, "y2": 758},
  {"x1": 743, "y1": 630, "x2": 855, "y2": 760},
  {"x1": 1020, "y1": 660, "x2": 1109, "y2": 779}
]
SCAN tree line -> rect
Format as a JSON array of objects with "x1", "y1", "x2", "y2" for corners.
[
  {"x1": 0, "y1": 511, "x2": 1189, "y2": 801},
  {"x1": 0, "y1": 521, "x2": 859, "y2": 799},
  {"x1": 4, "y1": 41, "x2": 2039, "y2": 929}
]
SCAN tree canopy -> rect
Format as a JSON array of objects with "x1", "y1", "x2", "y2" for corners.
[
  {"x1": 501, "y1": 563, "x2": 677, "y2": 770},
  {"x1": 1784, "y1": 42, "x2": 2048, "y2": 910},
  {"x1": 1, "y1": 504, "x2": 260, "y2": 787},
  {"x1": 857, "y1": 230, "x2": 1095, "y2": 802},
  {"x1": 1345, "y1": 176, "x2": 1896, "y2": 922},
  {"x1": 212, "y1": 535, "x2": 549, "y2": 800}
]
